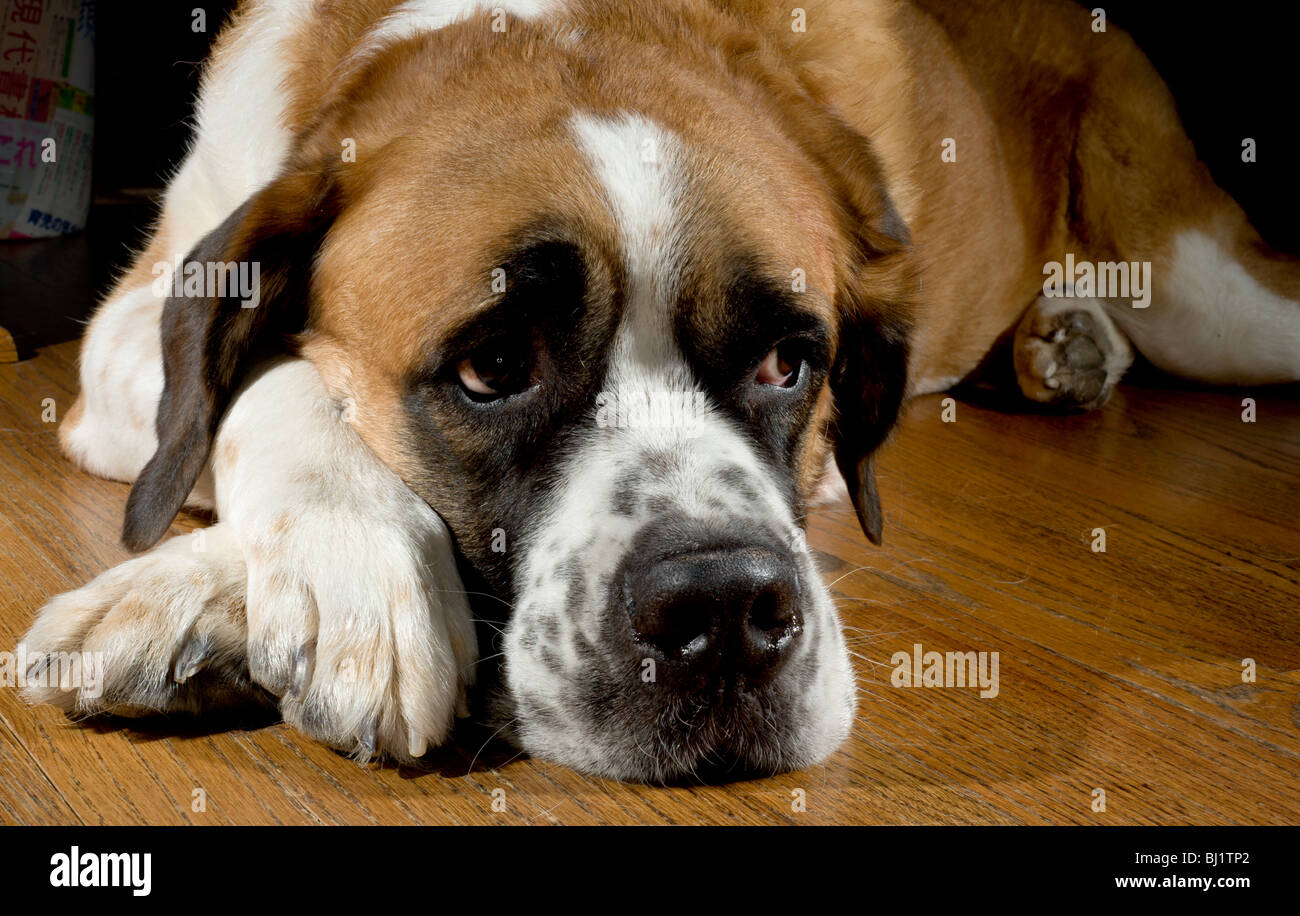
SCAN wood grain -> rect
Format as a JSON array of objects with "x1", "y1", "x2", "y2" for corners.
[{"x1": 0, "y1": 341, "x2": 1296, "y2": 824}]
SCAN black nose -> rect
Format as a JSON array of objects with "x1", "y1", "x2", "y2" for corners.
[{"x1": 625, "y1": 546, "x2": 802, "y2": 685}]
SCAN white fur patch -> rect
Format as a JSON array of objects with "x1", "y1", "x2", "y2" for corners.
[
  {"x1": 911, "y1": 374, "x2": 965, "y2": 396},
  {"x1": 1108, "y1": 230, "x2": 1300, "y2": 384},
  {"x1": 161, "y1": 0, "x2": 315, "y2": 252},
  {"x1": 570, "y1": 111, "x2": 686, "y2": 358},
  {"x1": 61, "y1": 285, "x2": 167, "y2": 484},
  {"x1": 353, "y1": 0, "x2": 561, "y2": 60}
]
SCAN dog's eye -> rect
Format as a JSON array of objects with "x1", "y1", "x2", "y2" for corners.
[
  {"x1": 457, "y1": 343, "x2": 533, "y2": 401},
  {"x1": 755, "y1": 345, "x2": 801, "y2": 388}
]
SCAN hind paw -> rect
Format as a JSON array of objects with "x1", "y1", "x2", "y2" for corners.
[{"x1": 1014, "y1": 298, "x2": 1133, "y2": 410}]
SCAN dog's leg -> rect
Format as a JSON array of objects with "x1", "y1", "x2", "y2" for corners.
[
  {"x1": 1070, "y1": 27, "x2": 1300, "y2": 386},
  {"x1": 211, "y1": 359, "x2": 479, "y2": 760},
  {"x1": 59, "y1": 0, "x2": 310, "y2": 492},
  {"x1": 1013, "y1": 294, "x2": 1134, "y2": 409},
  {"x1": 1103, "y1": 226, "x2": 1300, "y2": 386},
  {"x1": 41, "y1": 344, "x2": 478, "y2": 759},
  {"x1": 48, "y1": 236, "x2": 477, "y2": 763},
  {"x1": 20, "y1": 523, "x2": 265, "y2": 716},
  {"x1": 41, "y1": 333, "x2": 479, "y2": 759}
]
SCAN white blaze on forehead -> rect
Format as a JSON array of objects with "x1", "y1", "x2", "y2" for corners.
[
  {"x1": 570, "y1": 111, "x2": 688, "y2": 373},
  {"x1": 356, "y1": 0, "x2": 563, "y2": 58},
  {"x1": 558, "y1": 111, "x2": 795, "y2": 526}
]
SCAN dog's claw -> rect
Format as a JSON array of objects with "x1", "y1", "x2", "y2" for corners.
[
  {"x1": 358, "y1": 719, "x2": 378, "y2": 758},
  {"x1": 290, "y1": 644, "x2": 314, "y2": 698},
  {"x1": 172, "y1": 636, "x2": 209, "y2": 684},
  {"x1": 409, "y1": 733, "x2": 428, "y2": 758}
]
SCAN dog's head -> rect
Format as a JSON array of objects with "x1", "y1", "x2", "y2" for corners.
[{"x1": 125, "y1": 12, "x2": 915, "y2": 781}]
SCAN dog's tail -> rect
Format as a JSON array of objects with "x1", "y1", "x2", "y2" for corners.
[{"x1": 1070, "y1": 26, "x2": 1300, "y2": 386}]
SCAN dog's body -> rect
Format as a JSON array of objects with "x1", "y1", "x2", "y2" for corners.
[{"x1": 21, "y1": 0, "x2": 1300, "y2": 781}]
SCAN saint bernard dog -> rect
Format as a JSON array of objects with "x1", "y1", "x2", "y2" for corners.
[{"x1": 19, "y1": 0, "x2": 1300, "y2": 782}]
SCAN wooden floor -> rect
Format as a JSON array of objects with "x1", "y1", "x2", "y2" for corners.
[{"x1": 0, "y1": 341, "x2": 1297, "y2": 825}]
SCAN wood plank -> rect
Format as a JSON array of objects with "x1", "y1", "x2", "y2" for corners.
[{"x1": 0, "y1": 341, "x2": 1296, "y2": 824}]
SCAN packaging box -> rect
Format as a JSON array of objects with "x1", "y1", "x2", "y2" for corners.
[{"x1": 0, "y1": 0, "x2": 94, "y2": 239}]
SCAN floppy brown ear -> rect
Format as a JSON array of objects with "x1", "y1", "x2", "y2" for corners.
[
  {"x1": 830, "y1": 305, "x2": 911, "y2": 545},
  {"x1": 122, "y1": 169, "x2": 340, "y2": 551},
  {"x1": 757, "y1": 85, "x2": 916, "y2": 543},
  {"x1": 808, "y1": 117, "x2": 914, "y2": 546}
]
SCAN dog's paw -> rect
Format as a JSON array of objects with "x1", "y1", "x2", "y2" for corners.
[
  {"x1": 239, "y1": 487, "x2": 478, "y2": 764},
  {"x1": 1014, "y1": 298, "x2": 1133, "y2": 410},
  {"x1": 210, "y1": 358, "x2": 479, "y2": 761},
  {"x1": 19, "y1": 525, "x2": 265, "y2": 717}
]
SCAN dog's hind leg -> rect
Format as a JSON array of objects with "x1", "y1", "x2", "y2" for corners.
[
  {"x1": 1070, "y1": 26, "x2": 1300, "y2": 386},
  {"x1": 1105, "y1": 227, "x2": 1300, "y2": 386},
  {"x1": 58, "y1": 0, "x2": 308, "y2": 500}
]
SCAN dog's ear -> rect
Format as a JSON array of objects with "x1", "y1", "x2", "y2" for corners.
[
  {"x1": 829, "y1": 303, "x2": 911, "y2": 545},
  {"x1": 804, "y1": 114, "x2": 914, "y2": 546},
  {"x1": 122, "y1": 168, "x2": 341, "y2": 551}
]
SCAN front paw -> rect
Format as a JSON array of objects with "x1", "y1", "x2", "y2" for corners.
[
  {"x1": 19, "y1": 526, "x2": 265, "y2": 717},
  {"x1": 241, "y1": 495, "x2": 478, "y2": 763}
]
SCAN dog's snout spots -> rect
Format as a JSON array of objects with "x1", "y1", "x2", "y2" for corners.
[
  {"x1": 538, "y1": 646, "x2": 563, "y2": 672},
  {"x1": 703, "y1": 495, "x2": 729, "y2": 514},
  {"x1": 641, "y1": 449, "x2": 678, "y2": 476},
  {"x1": 538, "y1": 615, "x2": 560, "y2": 643},
  {"x1": 611, "y1": 488, "x2": 639, "y2": 518},
  {"x1": 715, "y1": 463, "x2": 761, "y2": 503},
  {"x1": 610, "y1": 465, "x2": 649, "y2": 517},
  {"x1": 644, "y1": 494, "x2": 675, "y2": 517},
  {"x1": 560, "y1": 553, "x2": 589, "y2": 617}
]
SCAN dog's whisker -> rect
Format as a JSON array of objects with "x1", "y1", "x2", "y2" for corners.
[
  {"x1": 466, "y1": 716, "x2": 519, "y2": 775},
  {"x1": 422, "y1": 584, "x2": 517, "y2": 612}
]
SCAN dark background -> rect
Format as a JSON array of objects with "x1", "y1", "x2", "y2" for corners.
[{"x1": 2, "y1": 0, "x2": 1298, "y2": 356}]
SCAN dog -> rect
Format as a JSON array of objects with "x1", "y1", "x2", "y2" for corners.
[{"x1": 19, "y1": 0, "x2": 1300, "y2": 782}]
